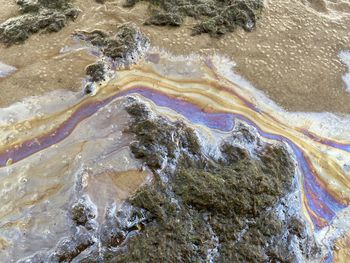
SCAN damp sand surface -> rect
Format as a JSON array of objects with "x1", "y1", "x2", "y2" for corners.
[
  {"x1": 1, "y1": 52, "x2": 350, "y2": 261},
  {"x1": 0, "y1": 0, "x2": 350, "y2": 112}
]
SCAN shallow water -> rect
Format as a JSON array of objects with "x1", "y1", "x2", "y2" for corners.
[
  {"x1": 1, "y1": 0, "x2": 350, "y2": 261},
  {"x1": 0, "y1": 49, "x2": 350, "y2": 261},
  {"x1": 0, "y1": 92, "x2": 151, "y2": 261}
]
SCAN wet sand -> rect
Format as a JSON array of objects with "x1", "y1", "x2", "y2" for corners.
[
  {"x1": 1, "y1": 50, "x2": 350, "y2": 261},
  {"x1": 1, "y1": 0, "x2": 350, "y2": 261},
  {"x1": 0, "y1": 0, "x2": 350, "y2": 113}
]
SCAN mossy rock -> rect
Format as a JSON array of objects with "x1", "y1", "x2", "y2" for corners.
[
  {"x1": 144, "y1": 10, "x2": 183, "y2": 26},
  {"x1": 71, "y1": 198, "x2": 96, "y2": 227},
  {"x1": 123, "y1": 0, "x2": 264, "y2": 37},
  {"x1": 110, "y1": 153, "x2": 298, "y2": 262},
  {"x1": 74, "y1": 23, "x2": 149, "y2": 64},
  {"x1": 104, "y1": 101, "x2": 318, "y2": 262},
  {"x1": 126, "y1": 102, "x2": 201, "y2": 169},
  {"x1": 85, "y1": 62, "x2": 105, "y2": 82},
  {"x1": 17, "y1": 101, "x2": 319, "y2": 262},
  {"x1": 0, "y1": 0, "x2": 79, "y2": 45}
]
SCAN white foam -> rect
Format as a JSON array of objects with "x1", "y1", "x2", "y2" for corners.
[
  {"x1": 140, "y1": 49, "x2": 350, "y2": 139},
  {"x1": 210, "y1": 53, "x2": 350, "y2": 140},
  {"x1": 0, "y1": 89, "x2": 82, "y2": 125},
  {"x1": 0, "y1": 61, "x2": 16, "y2": 78},
  {"x1": 338, "y1": 51, "x2": 350, "y2": 93}
]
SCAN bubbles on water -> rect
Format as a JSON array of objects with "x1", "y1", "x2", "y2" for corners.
[
  {"x1": 19, "y1": 176, "x2": 28, "y2": 184},
  {"x1": 62, "y1": 154, "x2": 69, "y2": 164},
  {"x1": 81, "y1": 172, "x2": 89, "y2": 189}
]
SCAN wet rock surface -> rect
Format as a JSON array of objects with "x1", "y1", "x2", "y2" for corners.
[
  {"x1": 71, "y1": 196, "x2": 97, "y2": 228},
  {"x1": 123, "y1": 0, "x2": 264, "y2": 36},
  {"x1": 0, "y1": 0, "x2": 79, "y2": 45},
  {"x1": 9, "y1": 94, "x2": 321, "y2": 262},
  {"x1": 74, "y1": 23, "x2": 149, "y2": 65},
  {"x1": 85, "y1": 62, "x2": 106, "y2": 83},
  {"x1": 126, "y1": 102, "x2": 202, "y2": 169},
  {"x1": 99, "y1": 100, "x2": 319, "y2": 262}
]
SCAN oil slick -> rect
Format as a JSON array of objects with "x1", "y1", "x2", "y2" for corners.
[{"x1": 0, "y1": 49, "x2": 350, "y2": 261}]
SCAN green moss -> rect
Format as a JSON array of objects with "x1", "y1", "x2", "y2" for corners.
[
  {"x1": 126, "y1": 102, "x2": 201, "y2": 169},
  {"x1": 103, "y1": 101, "x2": 317, "y2": 262},
  {"x1": 144, "y1": 10, "x2": 184, "y2": 26},
  {"x1": 220, "y1": 143, "x2": 249, "y2": 163},
  {"x1": 86, "y1": 62, "x2": 105, "y2": 82},
  {"x1": 171, "y1": 150, "x2": 295, "y2": 262},
  {"x1": 111, "y1": 149, "x2": 298, "y2": 262},
  {"x1": 71, "y1": 198, "x2": 96, "y2": 227},
  {"x1": 48, "y1": 230, "x2": 94, "y2": 262},
  {"x1": 110, "y1": 175, "x2": 214, "y2": 263},
  {"x1": 74, "y1": 23, "x2": 149, "y2": 63},
  {"x1": 16, "y1": 102, "x2": 319, "y2": 262},
  {"x1": 123, "y1": 0, "x2": 264, "y2": 37},
  {"x1": 0, "y1": 0, "x2": 79, "y2": 45}
]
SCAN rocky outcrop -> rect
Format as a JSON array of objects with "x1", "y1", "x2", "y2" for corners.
[
  {"x1": 0, "y1": 0, "x2": 79, "y2": 45},
  {"x1": 75, "y1": 23, "x2": 149, "y2": 67},
  {"x1": 104, "y1": 99, "x2": 319, "y2": 262},
  {"x1": 76, "y1": 24, "x2": 149, "y2": 89},
  {"x1": 15, "y1": 98, "x2": 319, "y2": 262},
  {"x1": 123, "y1": 0, "x2": 264, "y2": 37},
  {"x1": 85, "y1": 62, "x2": 106, "y2": 83}
]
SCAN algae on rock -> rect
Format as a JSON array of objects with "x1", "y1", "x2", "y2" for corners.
[
  {"x1": 85, "y1": 62, "x2": 106, "y2": 82},
  {"x1": 106, "y1": 100, "x2": 319, "y2": 262},
  {"x1": 15, "y1": 99, "x2": 319, "y2": 262},
  {"x1": 123, "y1": 0, "x2": 264, "y2": 37},
  {"x1": 74, "y1": 23, "x2": 149, "y2": 65},
  {"x1": 0, "y1": 0, "x2": 79, "y2": 45},
  {"x1": 126, "y1": 101, "x2": 201, "y2": 169}
]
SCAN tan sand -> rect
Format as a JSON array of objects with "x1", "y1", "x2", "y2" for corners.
[{"x1": 0, "y1": 0, "x2": 349, "y2": 113}]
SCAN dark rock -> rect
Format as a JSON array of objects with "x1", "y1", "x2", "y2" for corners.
[
  {"x1": 126, "y1": 101, "x2": 202, "y2": 169},
  {"x1": 122, "y1": 0, "x2": 264, "y2": 36},
  {"x1": 75, "y1": 29, "x2": 109, "y2": 46},
  {"x1": 84, "y1": 83, "x2": 95, "y2": 95},
  {"x1": 144, "y1": 10, "x2": 183, "y2": 26},
  {"x1": 85, "y1": 62, "x2": 105, "y2": 82},
  {"x1": 0, "y1": 0, "x2": 79, "y2": 45},
  {"x1": 107, "y1": 101, "x2": 319, "y2": 262},
  {"x1": 16, "y1": 0, "x2": 73, "y2": 12},
  {"x1": 47, "y1": 228, "x2": 94, "y2": 262},
  {"x1": 74, "y1": 23, "x2": 149, "y2": 65},
  {"x1": 71, "y1": 196, "x2": 96, "y2": 227}
]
